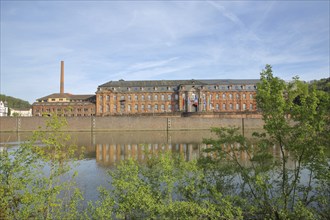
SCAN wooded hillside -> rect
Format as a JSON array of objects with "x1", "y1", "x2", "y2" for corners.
[{"x1": 0, "y1": 94, "x2": 31, "y2": 109}]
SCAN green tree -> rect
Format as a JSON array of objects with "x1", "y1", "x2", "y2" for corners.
[
  {"x1": 200, "y1": 65, "x2": 330, "y2": 219},
  {"x1": 0, "y1": 115, "x2": 84, "y2": 219},
  {"x1": 87, "y1": 151, "x2": 242, "y2": 220}
]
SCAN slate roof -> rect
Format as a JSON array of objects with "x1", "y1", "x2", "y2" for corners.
[
  {"x1": 36, "y1": 93, "x2": 95, "y2": 102},
  {"x1": 98, "y1": 79, "x2": 259, "y2": 88}
]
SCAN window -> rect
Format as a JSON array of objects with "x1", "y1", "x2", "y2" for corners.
[
  {"x1": 222, "y1": 93, "x2": 226, "y2": 99},
  {"x1": 168, "y1": 95, "x2": 171, "y2": 101},
  {"x1": 99, "y1": 105, "x2": 103, "y2": 113},
  {"x1": 142, "y1": 95, "x2": 145, "y2": 101},
  {"x1": 250, "y1": 94, "x2": 253, "y2": 99},
  {"x1": 114, "y1": 105, "x2": 117, "y2": 112},
  {"x1": 161, "y1": 95, "x2": 165, "y2": 100},
  {"x1": 216, "y1": 94, "x2": 219, "y2": 100},
  {"x1": 230, "y1": 103, "x2": 233, "y2": 110},
  {"x1": 236, "y1": 103, "x2": 240, "y2": 110},
  {"x1": 243, "y1": 94, "x2": 246, "y2": 99},
  {"x1": 99, "y1": 96, "x2": 103, "y2": 101},
  {"x1": 113, "y1": 95, "x2": 117, "y2": 100},
  {"x1": 154, "y1": 95, "x2": 158, "y2": 100},
  {"x1": 135, "y1": 104, "x2": 138, "y2": 111},
  {"x1": 148, "y1": 104, "x2": 151, "y2": 111},
  {"x1": 167, "y1": 87, "x2": 171, "y2": 91},
  {"x1": 128, "y1": 104, "x2": 131, "y2": 112},
  {"x1": 135, "y1": 95, "x2": 138, "y2": 100},
  {"x1": 121, "y1": 95, "x2": 125, "y2": 100},
  {"x1": 175, "y1": 94, "x2": 178, "y2": 100},
  {"x1": 250, "y1": 103, "x2": 253, "y2": 110},
  {"x1": 106, "y1": 104, "x2": 110, "y2": 112},
  {"x1": 161, "y1": 104, "x2": 165, "y2": 111},
  {"x1": 229, "y1": 94, "x2": 233, "y2": 99},
  {"x1": 216, "y1": 104, "x2": 219, "y2": 110},
  {"x1": 168, "y1": 104, "x2": 172, "y2": 111},
  {"x1": 236, "y1": 94, "x2": 239, "y2": 99},
  {"x1": 154, "y1": 104, "x2": 158, "y2": 110},
  {"x1": 128, "y1": 95, "x2": 131, "y2": 101},
  {"x1": 106, "y1": 95, "x2": 110, "y2": 101},
  {"x1": 175, "y1": 104, "x2": 178, "y2": 111},
  {"x1": 243, "y1": 103, "x2": 246, "y2": 110},
  {"x1": 222, "y1": 103, "x2": 226, "y2": 110},
  {"x1": 148, "y1": 95, "x2": 151, "y2": 100},
  {"x1": 141, "y1": 104, "x2": 145, "y2": 111}
]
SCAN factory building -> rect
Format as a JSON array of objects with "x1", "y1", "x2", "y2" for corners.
[{"x1": 32, "y1": 61, "x2": 96, "y2": 116}]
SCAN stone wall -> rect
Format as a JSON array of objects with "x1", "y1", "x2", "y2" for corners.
[{"x1": 0, "y1": 115, "x2": 264, "y2": 132}]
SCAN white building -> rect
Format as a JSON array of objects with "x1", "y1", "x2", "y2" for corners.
[
  {"x1": 10, "y1": 108, "x2": 32, "y2": 117},
  {"x1": 0, "y1": 101, "x2": 8, "y2": 116}
]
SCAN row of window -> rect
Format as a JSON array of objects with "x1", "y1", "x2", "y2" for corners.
[
  {"x1": 100, "y1": 104, "x2": 178, "y2": 113},
  {"x1": 100, "y1": 94, "x2": 178, "y2": 102},
  {"x1": 99, "y1": 93, "x2": 254, "y2": 103},
  {"x1": 99, "y1": 102, "x2": 254, "y2": 113},
  {"x1": 105, "y1": 85, "x2": 256, "y2": 92},
  {"x1": 35, "y1": 108, "x2": 93, "y2": 113},
  {"x1": 49, "y1": 98, "x2": 88, "y2": 102},
  {"x1": 213, "y1": 93, "x2": 253, "y2": 100},
  {"x1": 213, "y1": 103, "x2": 254, "y2": 111}
]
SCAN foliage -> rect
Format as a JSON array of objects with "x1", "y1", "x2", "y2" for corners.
[
  {"x1": 200, "y1": 65, "x2": 330, "y2": 219},
  {"x1": 308, "y1": 77, "x2": 330, "y2": 93},
  {"x1": 0, "y1": 115, "x2": 84, "y2": 220},
  {"x1": 0, "y1": 94, "x2": 31, "y2": 109},
  {"x1": 86, "y1": 151, "x2": 242, "y2": 219}
]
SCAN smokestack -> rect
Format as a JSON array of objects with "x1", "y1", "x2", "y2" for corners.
[{"x1": 60, "y1": 61, "x2": 64, "y2": 94}]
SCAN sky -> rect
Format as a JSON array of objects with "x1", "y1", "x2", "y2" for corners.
[{"x1": 1, "y1": 1, "x2": 329, "y2": 104}]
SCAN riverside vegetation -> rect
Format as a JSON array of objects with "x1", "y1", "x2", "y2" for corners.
[{"x1": 1, "y1": 65, "x2": 329, "y2": 219}]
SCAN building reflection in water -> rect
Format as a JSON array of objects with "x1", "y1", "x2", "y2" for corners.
[
  {"x1": 96, "y1": 143, "x2": 202, "y2": 166},
  {"x1": 1, "y1": 129, "x2": 295, "y2": 168}
]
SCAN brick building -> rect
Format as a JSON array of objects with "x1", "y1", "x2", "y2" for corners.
[
  {"x1": 32, "y1": 93, "x2": 96, "y2": 117},
  {"x1": 32, "y1": 61, "x2": 96, "y2": 117},
  {"x1": 95, "y1": 79, "x2": 259, "y2": 116}
]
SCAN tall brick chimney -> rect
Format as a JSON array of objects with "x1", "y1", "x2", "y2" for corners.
[{"x1": 60, "y1": 61, "x2": 64, "y2": 94}]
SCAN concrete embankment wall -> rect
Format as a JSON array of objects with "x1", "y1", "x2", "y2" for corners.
[{"x1": 0, "y1": 116, "x2": 264, "y2": 132}]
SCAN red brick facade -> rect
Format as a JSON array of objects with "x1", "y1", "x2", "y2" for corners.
[{"x1": 95, "y1": 79, "x2": 258, "y2": 116}]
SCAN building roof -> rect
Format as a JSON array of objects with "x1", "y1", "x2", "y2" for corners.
[
  {"x1": 36, "y1": 93, "x2": 95, "y2": 102},
  {"x1": 98, "y1": 79, "x2": 259, "y2": 88}
]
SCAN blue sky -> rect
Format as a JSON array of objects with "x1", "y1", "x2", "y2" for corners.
[{"x1": 1, "y1": 1, "x2": 329, "y2": 104}]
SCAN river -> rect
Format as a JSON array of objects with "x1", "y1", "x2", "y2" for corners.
[{"x1": 1, "y1": 128, "x2": 288, "y2": 202}]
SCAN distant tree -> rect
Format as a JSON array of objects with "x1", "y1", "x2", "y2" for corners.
[
  {"x1": 12, "y1": 112, "x2": 20, "y2": 117},
  {"x1": 0, "y1": 94, "x2": 31, "y2": 109},
  {"x1": 309, "y1": 77, "x2": 330, "y2": 92}
]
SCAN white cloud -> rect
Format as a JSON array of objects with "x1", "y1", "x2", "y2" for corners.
[{"x1": 0, "y1": 1, "x2": 329, "y2": 103}]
